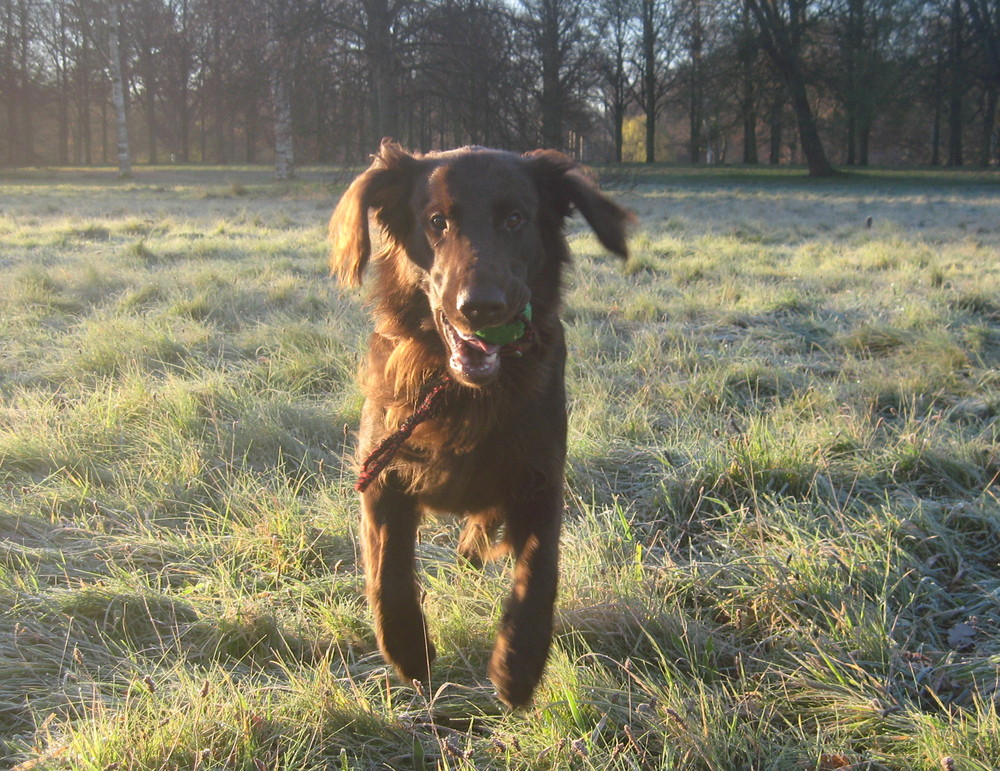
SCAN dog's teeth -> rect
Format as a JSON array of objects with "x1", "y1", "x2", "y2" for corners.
[{"x1": 442, "y1": 314, "x2": 502, "y2": 381}]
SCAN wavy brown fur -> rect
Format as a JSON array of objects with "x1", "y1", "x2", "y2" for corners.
[{"x1": 329, "y1": 140, "x2": 632, "y2": 707}]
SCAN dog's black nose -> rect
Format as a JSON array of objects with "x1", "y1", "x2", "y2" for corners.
[{"x1": 458, "y1": 287, "x2": 507, "y2": 328}]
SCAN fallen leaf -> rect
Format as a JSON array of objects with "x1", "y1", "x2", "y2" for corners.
[{"x1": 947, "y1": 621, "x2": 976, "y2": 651}]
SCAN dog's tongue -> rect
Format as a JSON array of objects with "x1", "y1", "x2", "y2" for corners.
[
  {"x1": 464, "y1": 335, "x2": 497, "y2": 353},
  {"x1": 450, "y1": 331, "x2": 501, "y2": 380}
]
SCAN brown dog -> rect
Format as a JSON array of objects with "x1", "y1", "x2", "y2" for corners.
[{"x1": 329, "y1": 140, "x2": 631, "y2": 707}]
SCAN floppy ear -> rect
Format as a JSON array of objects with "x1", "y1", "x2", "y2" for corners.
[
  {"x1": 329, "y1": 139, "x2": 418, "y2": 287},
  {"x1": 526, "y1": 150, "x2": 635, "y2": 259}
]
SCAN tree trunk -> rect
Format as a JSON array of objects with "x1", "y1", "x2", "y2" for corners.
[
  {"x1": 845, "y1": 114, "x2": 856, "y2": 165},
  {"x1": 136, "y1": 34, "x2": 157, "y2": 164},
  {"x1": 688, "y1": 89, "x2": 701, "y2": 163},
  {"x1": 540, "y1": 0, "x2": 563, "y2": 149},
  {"x1": 738, "y1": 4, "x2": 759, "y2": 164},
  {"x1": 209, "y1": 18, "x2": 225, "y2": 162},
  {"x1": 100, "y1": 98, "x2": 107, "y2": 164},
  {"x1": 613, "y1": 106, "x2": 624, "y2": 163},
  {"x1": 246, "y1": 104, "x2": 258, "y2": 163},
  {"x1": 946, "y1": 0, "x2": 963, "y2": 166},
  {"x1": 965, "y1": 0, "x2": 1000, "y2": 166},
  {"x1": 176, "y1": 0, "x2": 191, "y2": 162},
  {"x1": 144, "y1": 83, "x2": 157, "y2": 164},
  {"x1": 842, "y1": 0, "x2": 861, "y2": 165},
  {"x1": 858, "y1": 114, "x2": 872, "y2": 165},
  {"x1": 5, "y1": 101, "x2": 16, "y2": 165},
  {"x1": 603, "y1": 5, "x2": 630, "y2": 165},
  {"x1": 642, "y1": 0, "x2": 657, "y2": 163},
  {"x1": 747, "y1": 0, "x2": 835, "y2": 177},
  {"x1": 178, "y1": 82, "x2": 190, "y2": 162},
  {"x1": 108, "y1": 0, "x2": 131, "y2": 178},
  {"x1": 688, "y1": 0, "x2": 703, "y2": 163},
  {"x1": 85, "y1": 37, "x2": 94, "y2": 164},
  {"x1": 316, "y1": 87, "x2": 327, "y2": 163},
  {"x1": 17, "y1": 0, "x2": 33, "y2": 163},
  {"x1": 788, "y1": 77, "x2": 833, "y2": 175},
  {"x1": 980, "y1": 85, "x2": 997, "y2": 167},
  {"x1": 769, "y1": 97, "x2": 783, "y2": 163},
  {"x1": 364, "y1": 0, "x2": 398, "y2": 142},
  {"x1": 743, "y1": 113, "x2": 758, "y2": 163},
  {"x1": 271, "y1": 48, "x2": 294, "y2": 180},
  {"x1": 56, "y1": 7, "x2": 70, "y2": 165},
  {"x1": 176, "y1": 48, "x2": 191, "y2": 161},
  {"x1": 931, "y1": 50, "x2": 943, "y2": 165},
  {"x1": 58, "y1": 73, "x2": 69, "y2": 164}
]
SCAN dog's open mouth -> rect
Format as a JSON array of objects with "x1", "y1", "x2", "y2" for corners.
[{"x1": 441, "y1": 315, "x2": 502, "y2": 383}]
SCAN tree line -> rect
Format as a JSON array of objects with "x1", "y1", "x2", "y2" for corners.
[{"x1": 1, "y1": 0, "x2": 998, "y2": 177}]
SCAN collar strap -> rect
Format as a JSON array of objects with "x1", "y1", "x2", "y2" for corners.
[{"x1": 355, "y1": 376, "x2": 451, "y2": 492}]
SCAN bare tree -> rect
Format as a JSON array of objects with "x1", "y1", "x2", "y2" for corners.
[
  {"x1": 413, "y1": 0, "x2": 525, "y2": 148},
  {"x1": 265, "y1": 0, "x2": 322, "y2": 179},
  {"x1": 746, "y1": 0, "x2": 835, "y2": 176},
  {"x1": 520, "y1": 0, "x2": 598, "y2": 150},
  {"x1": 108, "y1": 0, "x2": 131, "y2": 177},
  {"x1": 827, "y1": 0, "x2": 915, "y2": 165},
  {"x1": 3, "y1": 0, "x2": 992, "y2": 169},
  {"x1": 735, "y1": 0, "x2": 763, "y2": 163},
  {"x1": 162, "y1": 0, "x2": 193, "y2": 161},
  {"x1": 129, "y1": 0, "x2": 167, "y2": 163},
  {"x1": 361, "y1": 0, "x2": 401, "y2": 141},
  {"x1": 681, "y1": 0, "x2": 706, "y2": 162},
  {"x1": 266, "y1": 0, "x2": 294, "y2": 180},
  {"x1": 191, "y1": 0, "x2": 268, "y2": 164},
  {"x1": 965, "y1": 0, "x2": 1000, "y2": 165},
  {"x1": 271, "y1": 59, "x2": 293, "y2": 178},
  {"x1": 594, "y1": 0, "x2": 637, "y2": 162},
  {"x1": 37, "y1": 0, "x2": 73, "y2": 163},
  {"x1": 69, "y1": 0, "x2": 98, "y2": 163},
  {"x1": 946, "y1": 0, "x2": 965, "y2": 164},
  {"x1": 635, "y1": 0, "x2": 674, "y2": 162},
  {"x1": 1, "y1": 0, "x2": 35, "y2": 164}
]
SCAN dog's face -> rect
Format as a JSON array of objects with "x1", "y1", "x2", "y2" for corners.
[{"x1": 330, "y1": 141, "x2": 631, "y2": 387}]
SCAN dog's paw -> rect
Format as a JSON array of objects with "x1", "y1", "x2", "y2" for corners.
[
  {"x1": 488, "y1": 633, "x2": 548, "y2": 709},
  {"x1": 385, "y1": 636, "x2": 437, "y2": 686},
  {"x1": 378, "y1": 611, "x2": 437, "y2": 686}
]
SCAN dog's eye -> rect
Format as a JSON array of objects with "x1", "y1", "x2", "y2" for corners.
[
  {"x1": 504, "y1": 212, "x2": 523, "y2": 231},
  {"x1": 429, "y1": 214, "x2": 447, "y2": 233}
]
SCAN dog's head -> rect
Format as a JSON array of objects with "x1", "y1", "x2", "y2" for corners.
[{"x1": 330, "y1": 140, "x2": 633, "y2": 386}]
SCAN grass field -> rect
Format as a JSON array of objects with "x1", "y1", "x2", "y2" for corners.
[{"x1": 1, "y1": 163, "x2": 998, "y2": 770}]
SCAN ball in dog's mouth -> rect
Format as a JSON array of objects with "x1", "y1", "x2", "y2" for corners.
[{"x1": 442, "y1": 315, "x2": 502, "y2": 383}]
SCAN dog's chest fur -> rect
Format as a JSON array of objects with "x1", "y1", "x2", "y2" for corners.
[{"x1": 360, "y1": 322, "x2": 567, "y2": 511}]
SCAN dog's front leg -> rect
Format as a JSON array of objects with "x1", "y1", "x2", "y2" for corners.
[
  {"x1": 361, "y1": 478, "x2": 436, "y2": 685},
  {"x1": 488, "y1": 482, "x2": 562, "y2": 708}
]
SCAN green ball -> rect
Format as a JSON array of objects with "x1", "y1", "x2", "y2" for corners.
[{"x1": 474, "y1": 303, "x2": 532, "y2": 345}]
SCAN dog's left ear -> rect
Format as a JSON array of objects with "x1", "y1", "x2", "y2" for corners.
[
  {"x1": 526, "y1": 150, "x2": 635, "y2": 259},
  {"x1": 329, "y1": 139, "x2": 418, "y2": 287}
]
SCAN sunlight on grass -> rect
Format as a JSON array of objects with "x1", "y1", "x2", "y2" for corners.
[{"x1": 1, "y1": 166, "x2": 998, "y2": 769}]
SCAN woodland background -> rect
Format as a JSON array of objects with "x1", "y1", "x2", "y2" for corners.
[
  {"x1": 1, "y1": 0, "x2": 1000, "y2": 178},
  {"x1": 3, "y1": 4, "x2": 1000, "y2": 770}
]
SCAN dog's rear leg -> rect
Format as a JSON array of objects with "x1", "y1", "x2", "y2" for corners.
[
  {"x1": 488, "y1": 483, "x2": 562, "y2": 708},
  {"x1": 362, "y1": 479, "x2": 436, "y2": 685}
]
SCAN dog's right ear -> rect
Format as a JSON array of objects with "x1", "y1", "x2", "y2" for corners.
[{"x1": 329, "y1": 139, "x2": 417, "y2": 287}]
